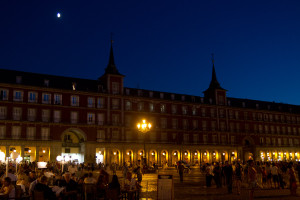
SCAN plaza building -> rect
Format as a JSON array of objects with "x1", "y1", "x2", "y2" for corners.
[{"x1": 0, "y1": 45, "x2": 300, "y2": 165}]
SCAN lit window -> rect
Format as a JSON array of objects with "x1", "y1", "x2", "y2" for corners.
[{"x1": 0, "y1": 89, "x2": 8, "y2": 100}]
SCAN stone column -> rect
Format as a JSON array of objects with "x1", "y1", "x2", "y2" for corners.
[
  {"x1": 5, "y1": 146, "x2": 9, "y2": 157},
  {"x1": 21, "y1": 145, "x2": 25, "y2": 158},
  {"x1": 36, "y1": 146, "x2": 40, "y2": 162}
]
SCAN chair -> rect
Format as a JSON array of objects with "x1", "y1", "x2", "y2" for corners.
[
  {"x1": 33, "y1": 191, "x2": 44, "y2": 200},
  {"x1": 83, "y1": 184, "x2": 96, "y2": 200}
]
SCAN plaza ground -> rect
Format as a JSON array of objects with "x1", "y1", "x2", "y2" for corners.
[{"x1": 110, "y1": 167, "x2": 300, "y2": 200}]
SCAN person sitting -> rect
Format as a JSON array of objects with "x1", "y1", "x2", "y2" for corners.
[
  {"x1": 59, "y1": 173, "x2": 78, "y2": 200},
  {"x1": 34, "y1": 175, "x2": 57, "y2": 200},
  {"x1": 84, "y1": 172, "x2": 96, "y2": 184},
  {"x1": 107, "y1": 175, "x2": 121, "y2": 200},
  {"x1": 0, "y1": 177, "x2": 15, "y2": 199},
  {"x1": 29, "y1": 176, "x2": 39, "y2": 196}
]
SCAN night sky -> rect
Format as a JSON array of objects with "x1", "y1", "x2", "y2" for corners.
[{"x1": 1, "y1": 0, "x2": 300, "y2": 105}]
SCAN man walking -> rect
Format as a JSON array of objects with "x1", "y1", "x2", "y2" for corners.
[
  {"x1": 178, "y1": 162, "x2": 185, "y2": 182},
  {"x1": 223, "y1": 161, "x2": 233, "y2": 193}
]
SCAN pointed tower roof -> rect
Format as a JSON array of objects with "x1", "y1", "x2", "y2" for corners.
[
  {"x1": 104, "y1": 41, "x2": 122, "y2": 75},
  {"x1": 204, "y1": 54, "x2": 226, "y2": 92}
]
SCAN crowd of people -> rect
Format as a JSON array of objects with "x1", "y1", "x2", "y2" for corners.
[
  {"x1": 200, "y1": 160, "x2": 300, "y2": 199},
  {"x1": 0, "y1": 160, "x2": 144, "y2": 200}
]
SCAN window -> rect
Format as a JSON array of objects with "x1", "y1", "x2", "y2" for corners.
[
  {"x1": 16, "y1": 76, "x2": 22, "y2": 83},
  {"x1": 97, "y1": 113, "x2": 104, "y2": 125},
  {"x1": 149, "y1": 91, "x2": 153, "y2": 98},
  {"x1": 264, "y1": 114, "x2": 268, "y2": 121},
  {"x1": 244, "y1": 112, "x2": 248, "y2": 120},
  {"x1": 220, "y1": 109, "x2": 225, "y2": 118},
  {"x1": 28, "y1": 92, "x2": 37, "y2": 103},
  {"x1": 203, "y1": 135, "x2": 208, "y2": 144},
  {"x1": 258, "y1": 113, "x2": 262, "y2": 121},
  {"x1": 149, "y1": 103, "x2": 154, "y2": 112},
  {"x1": 97, "y1": 97, "x2": 105, "y2": 108},
  {"x1": 0, "y1": 126, "x2": 5, "y2": 138},
  {"x1": 160, "y1": 104, "x2": 166, "y2": 113},
  {"x1": 27, "y1": 127, "x2": 36, "y2": 140},
  {"x1": 172, "y1": 119, "x2": 178, "y2": 129},
  {"x1": 138, "y1": 102, "x2": 144, "y2": 111},
  {"x1": 112, "y1": 131, "x2": 119, "y2": 140},
  {"x1": 126, "y1": 89, "x2": 130, "y2": 95},
  {"x1": 172, "y1": 133, "x2": 176, "y2": 140},
  {"x1": 193, "y1": 134, "x2": 198, "y2": 144},
  {"x1": 230, "y1": 123, "x2": 235, "y2": 132},
  {"x1": 42, "y1": 93, "x2": 51, "y2": 104},
  {"x1": 278, "y1": 138, "x2": 281, "y2": 146},
  {"x1": 192, "y1": 107, "x2": 197, "y2": 115},
  {"x1": 183, "y1": 134, "x2": 189, "y2": 143},
  {"x1": 181, "y1": 96, "x2": 185, "y2": 101},
  {"x1": 282, "y1": 126, "x2": 286, "y2": 134},
  {"x1": 12, "y1": 126, "x2": 21, "y2": 139},
  {"x1": 41, "y1": 128, "x2": 49, "y2": 140},
  {"x1": 289, "y1": 138, "x2": 293, "y2": 146},
  {"x1": 212, "y1": 135, "x2": 217, "y2": 143},
  {"x1": 211, "y1": 121, "x2": 216, "y2": 131},
  {"x1": 161, "y1": 118, "x2": 167, "y2": 129},
  {"x1": 53, "y1": 110, "x2": 61, "y2": 123},
  {"x1": 288, "y1": 127, "x2": 291, "y2": 134},
  {"x1": 202, "y1": 121, "x2": 207, "y2": 131},
  {"x1": 54, "y1": 94, "x2": 62, "y2": 105},
  {"x1": 209, "y1": 109, "x2": 215, "y2": 117},
  {"x1": 87, "y1": 97, "x2": 95, "y2": 108},
  {"x1": 235, "y1": 111, "x2": 239, "y2": 119},
  {"x1": 266, "y1": 137, "x2": 270, "y2": 145},
  {"x1": 125, "y1": 101, "x2": 132, "y2": 110},
  {"x1": 112, "y1": 99, "x2": 120, "y2": 110},
  {"x1": 42, "y1": 110, "x2": 50, "y2": 122},
  {"x1": 183, "y1": 119, "x2": 188, "y2": 129},
  {"x1": 71, "y1": 95, "x2": 79, "y2": 106},
  {"x1": 97, "y1": 130, "x2": 105, "y2": 141},
  {"x1": 112, "y1": 114, "x2": 120, "y2": 125},
  {"x1": 231, "y1": 136, "x2": 235, "y2": 144},
  {"x1": 201, "y1": 108, "x2": 206, "y2": 117},
  {"x1": 0, "y1": 107, "x2": 7, "y2": 119},
  {"x1": 192, "y1": 120, "x2": 198, "y2": 129},
  {"x1": 259, "y1": 124, "x2": 263, "y2": 133},
  {"x1": 260, "y1": 137, "x2": 264, "y2": 145},
  {"x1": 44, "y1": 79, "x2": 49, "y2": 87},
  {"x1": 272, "y1": 138, "x2": 276, "y2": 146},
  {"x1": 13, "y1": 90, "x2": 23, "y2": 101},
  {"x1": 112, "y1": 82, "x2": 120, "y2": 94},
  {"x1": 0, "y1": 89, "x2": 8, "y2": 100},
  {"x1": 171, "y1": 105, "x2": 177, "y2": 114},
  {"x1": 71, "y1": 112, "x2": 78, "y2": 124},
  {"x1": 171, "y1": 94, "x2": 175, "y2": 100},
  {"x1": 161, "y1": 132, "x2": 167, "y2": 141},
  {"x1": 13, "y1": 107, "x2": 22, "y2": 120},
  {"x1": 221, "y1": 135, "x2": 226, "y2": 144},
  {"x1": 220, "y1": 122, "x2": 226, "y2": 131},
  {"x1": 87, "y1": 113, "x2": 95, "y2": 124},
  {"x1": 27, "y1": 108, "x2": 36, "y2": 121},
  {"x1": 218, "y1": 96, "x2": 224, "y2": 105},
  {"x1": 283, "y1": 138, "x2": 287, "y2": 145},
  {"x1": 182, "y1": 106, "x2": 187, "y2": 115},
  {"x1": 264, "y1": 125, "x2": 269, "y2": 134}
]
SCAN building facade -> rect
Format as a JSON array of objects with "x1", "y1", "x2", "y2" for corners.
[{"x1": 0, "y1": 45, "x2": 300, "y2": 165}]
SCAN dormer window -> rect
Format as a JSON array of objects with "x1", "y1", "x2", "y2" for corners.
[
  {"x1": 16, "y1": 76, "x2": 22, "y2": 84},
  {"x1": 181, "y1": 96, "x2": 185, "y2": 101},
  {"x1": 171, "y1": 94, "x2": 175, "y2": 100},
  {"x1": 228, "y1": 100, "x2": 231, "y2": 106},
  {"x1": 256, "y1": 104, "x2": 259, "y2": 109},
  {"x1": 242, "y1": 102, "x2": 246, "y2": 108},
  {"x1": 160, "y1": 93, "x2": 164, "y2": 99},
  {"x1": 44, "y1": 79, "x2": 49, "y2": 87},
  {"x1": 72, "y1": 82, "x2": 76, "y2": 91},
  {"x1": 149, "y1": 91, "x2": 153, "y2": 98},
  {"x1": 126, "y1": 89, "x2": 130, "y2": 95},
  {"x1": 138, "y1": 90, "x2": 142, "y2": 96}
]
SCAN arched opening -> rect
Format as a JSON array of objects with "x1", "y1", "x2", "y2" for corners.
[{"x1": 61, "y1": 128, "x2": 86, "y2": 163}]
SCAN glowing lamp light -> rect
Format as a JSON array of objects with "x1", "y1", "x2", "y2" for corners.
[
  {"x1": 56, "y1": 156, "x2": 62, "y2": 162},
  {"x1": 222, "y1": 153, "x2": 225, "y2": 156},
  {"x1": 28, "y1": 149, "x2": 31, "y2": 153},
  {"x1": 113, "y1": 152, "x2": 116, "y2": 155},
  {"x1": 65, "y1": 156, "x2": 70, "y2": 162},
  {"x1": 137, "y1": 119, "x2": 152, "y2": 133},
  {"x1": 184, "y1": 152, "x2": 187, "y2": 155},
  {"x1": 140, "y1": 152, "x2": 142, "y2": 155},
  {"x1": 273, "y1": 152, "x2": 275, "y2": 155},
  {"x1": 13, "y1": 149, "x2": 16, "y2": 152},
  {"x1": 0, "y1": 151, "x2": 5, "y2": 162},
  {"x1": 204, "y1": 152, "x2": 207, "y2": 156},
  {"x1": 290, "y1": 153, "x2": 292, "y2": 156},
  {"x1": 127, "y1": 152, "x2": 130, "y2": 155},
  {"x1": 195, "y1": 152, "x2": 197, "y2": 155},
  {"x1": 174, "y1": 152, "x2": 177, "y2": 155},
  {"x1": 99, "y1": 151, "x2": 102, "y2": 154},
  {"x1": 57, "y1": 13, "x2": 61, "y2": 18},
  {"x1": 261, "y1": 152, "x2": 263, "y2": 155},
  {"x1": 43, "y1": 150, "x2": 46, "y2": 153},
  {"x1": 152, "y1": 152, "x2": 154, "y2": 155},
  {"x1": 232, "y1": 152, "x2": 235, "y2": 155},
  {"x1": 162, "y1": 152, "x2": 166, "y2": 156},
  {"x1": 284, "y1": 152, "x2": 286, "y2": 155}
]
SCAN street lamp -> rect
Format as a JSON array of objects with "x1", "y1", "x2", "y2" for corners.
[{"x1": 137, "y1": 119, "x2": 152, "y2": 166}]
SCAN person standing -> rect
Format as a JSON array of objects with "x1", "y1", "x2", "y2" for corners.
[
  {"x1": 235, "y1": 162, "x2": 242, "y2": 195},
  {"x1": 248, "y1": 160, "x2": 257, "y2": 200},
  {"x1": 223, "y1": 161, "x2": 233, "y2": 193},
  {"x1": 178, "y1": 162, "x2": 185, "y2": 183},
  {"x1": 213, "y1": 162, "x2": 221, "y2": 188},
  {"x1": 288, "y1": 162, "x2": 297, "y2": 196}
]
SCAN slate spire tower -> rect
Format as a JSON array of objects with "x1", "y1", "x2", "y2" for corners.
[{"x1": 203, "y1": 54, "x2": 227, "y2": 105}]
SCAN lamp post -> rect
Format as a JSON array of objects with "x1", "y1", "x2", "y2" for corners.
[{"x1": 137, "y1": 119, "x2": 152, "y2": 166}]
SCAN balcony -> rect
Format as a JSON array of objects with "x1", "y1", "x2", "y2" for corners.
[{"x1": 0, "y1": 115, "x2": 6, "y2": 120}]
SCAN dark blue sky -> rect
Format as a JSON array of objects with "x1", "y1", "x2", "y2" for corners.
[{"x1": 1, "y1": 0, "x2": 300, "y2": 105}]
